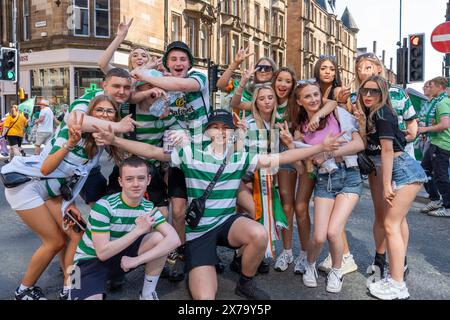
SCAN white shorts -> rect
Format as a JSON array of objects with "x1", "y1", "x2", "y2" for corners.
[
  {"x1": 35, "y1": 132, "x2": 53, "y2": 146},
  {"x1": 4, "y1": 180, "x2": 50, "y2": 211}
]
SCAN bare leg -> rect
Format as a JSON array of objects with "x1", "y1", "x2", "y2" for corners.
[
  {"x1": 171, "y1": 197, "x2": 186, "y2": 244},
  {"x1": 278, "y1": 169, "x2": 297, "y2": 251},
  {"x1": 368, "y1": 169, "x2": 387, "y2": 254},
  {"x1": 188, "y1": 266, "x2": 217, "y2": 300},
  {"x1": 294, "y1": 173, "x2": 315, "y2": 252},
  {"x1": 307, "y1": 198, "x2": 334, "y2": 264}
]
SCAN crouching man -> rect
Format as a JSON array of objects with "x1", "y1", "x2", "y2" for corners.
[{"x1": 69, "y1": 155, "x2": 180, "y2": 300}]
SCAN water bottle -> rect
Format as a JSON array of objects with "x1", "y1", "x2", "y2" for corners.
[{"x1": 149, "y1": 91, "x2": 184, "y2": 117}]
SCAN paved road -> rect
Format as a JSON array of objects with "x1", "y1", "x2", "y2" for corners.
[{"x1": 0, "y1": 147, "x2": 449, "y2": 300}]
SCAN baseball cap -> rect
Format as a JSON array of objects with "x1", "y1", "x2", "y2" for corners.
[
  {"x1": 162, "y1": 41, "x2": 194, "y2": 71},
  {"x1": 206, "y1": 109, "x2": 235, "y2": 130}
]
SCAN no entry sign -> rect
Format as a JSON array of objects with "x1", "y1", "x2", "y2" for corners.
[{"x1": 431, "y1": 21, "x2": 450, "y2": 53}]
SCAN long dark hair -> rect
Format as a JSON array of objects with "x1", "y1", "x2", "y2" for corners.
[
  {"x1": 292, "y1": 82, "x2": 328, "y2": 133},
  {"x1": 313, "y1": 57, "x2": 342, "y2": 100},
  {"x1": 272, "y1": 67, "x2": 296, "y2": 123}
]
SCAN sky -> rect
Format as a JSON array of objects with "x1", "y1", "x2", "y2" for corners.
[{"x1": 334, "y1": 0, "x2": 447, "y2": 92}]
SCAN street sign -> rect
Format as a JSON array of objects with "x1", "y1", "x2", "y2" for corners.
[{"x1": 431, "y1": 21, "x2": 450, "y2": 53}]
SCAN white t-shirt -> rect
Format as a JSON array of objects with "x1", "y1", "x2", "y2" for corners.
[{"x1": 37, "y1": 107, "x2": 54, "y2": 133}]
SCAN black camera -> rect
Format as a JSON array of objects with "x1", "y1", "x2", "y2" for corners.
[{"x1": 60, "y1": 175, "x2": 80, "y2": 201}]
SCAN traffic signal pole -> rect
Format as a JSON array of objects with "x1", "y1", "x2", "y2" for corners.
[{"x1": 13, "y1": 0, "x2": 19, "y2": 105}]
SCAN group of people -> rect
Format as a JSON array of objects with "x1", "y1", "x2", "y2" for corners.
[{"x1": 1, "y1": 17, "x2": 448, "y2": 301}]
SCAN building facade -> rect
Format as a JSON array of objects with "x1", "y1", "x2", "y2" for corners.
[
  {"x1": 0, "y1": 0, "x2": 288, "y2": 116},
  {"x1": 286, "y1": 0, "x2": 358, "y2": 88}
]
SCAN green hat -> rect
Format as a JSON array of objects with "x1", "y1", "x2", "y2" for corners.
[{"x1": 162, "y1": 41, "x2": 194, "y2": 71}]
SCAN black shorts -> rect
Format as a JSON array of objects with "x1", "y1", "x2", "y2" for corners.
[
  {"x1": 107, "y1": 164, "x2": 169, "y2": 207},
  {"x1": 168, "y1": 167, "x2": 187, "y2": 199},
  {"x1": 69, "y1": 235, "x2": 145, "y2": 300},
  {"x1": 184, "y1": 214, "x2": 252, "y2": 273},
  {"x1": 6, "y1": 135, "x2": 22, "y2": 147},
  {"x1": 80, "y1": 166, "x2": 107, "y2": 204}
]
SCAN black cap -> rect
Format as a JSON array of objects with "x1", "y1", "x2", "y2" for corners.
[
  {"x1": 162, "y1": 41, "x2": 194, "y2": 71},
  {"x1": 206, "y1": 109, "x2": 235, "y2": 130}
]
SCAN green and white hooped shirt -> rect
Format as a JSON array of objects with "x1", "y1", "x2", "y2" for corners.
[
  {"x1": 245, "y1": 116, "x2": 280, "y2": 155},
  {"x1": 171, "y1": 144, "x2": 259, "y2": 242},
  {"x1": 74, "y1": 192, "x2": 166, "y2": 263}
]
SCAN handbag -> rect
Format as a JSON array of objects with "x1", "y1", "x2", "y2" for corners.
[
  {"x1": 0, "y1": 172, "x2": 32, "y2": 188},
  {"x1": 185, "y1": 160, "x2": 227, "y2": 228},
  {"x1": 357, "y1": 152, "x2": 375, "y2": 175}
]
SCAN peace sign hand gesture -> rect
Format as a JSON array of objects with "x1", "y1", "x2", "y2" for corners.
[
  {"x1": 233, "y1": 111, "x2": 248, "y2": 138},
  {"x1": 67, "y1": 112, "x2": 84, "y2": 148},
  {"x1": 234, "y1": 47, "x2": 254, "y2": 65},
  {"x1": 92, "y1": 124, "x2": 116, "y2": 146},
  {"x1": 241, "y1": 63, "x2": 258, "y2": 85},
  {"x1": 277, "y1": 121, "x2": 294, "y2": 148},
  {"x1": 117, "y1": 16, "x2": 133, "y2": 40}
]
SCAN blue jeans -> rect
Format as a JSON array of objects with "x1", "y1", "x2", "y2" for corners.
[
  {"x1": 391, "y1": 152, "x2": 427, "y2": 190},
  {"x1": 314, "y1": 164, "x2": 363, "y2": 199},
  {"x1": 421, "y1": 144, "x2": 450, "y2": 208}
]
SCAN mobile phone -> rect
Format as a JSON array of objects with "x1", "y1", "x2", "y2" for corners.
[{"x1": 64, "y1": 210, "x2": 87, "y2": 233}]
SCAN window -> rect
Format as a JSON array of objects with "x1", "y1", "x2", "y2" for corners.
[
  {"x1": 187, "y1": 18, "x2": 198, "y2": 56},
  {"x1": 23, "y1": 0, "x2": 30, "y2": 41},
  {"x1": 278, "y1": 15, "x2": 284, "y2": 38},
  {"x1": 231, "y1": 0, "x2": 238, "y2": 16},
  {"x1": 243, "y1": 0, "x2": 249, "y2": 23},
  {"x1": 171, "y1": 13, "x2": 181, "y2": 42},
  {"x1": 254, "y1": 43, "x2": 260, "y2": 61},
  {"x1": 73, "y1": 0, "x2": 89, "y2": 36},
  {"x1": 254, "y1": 3, "x2": 260, "y2": 30},
  {"x1": 264, "y1": 46, "x2": 269, "y2": 58},
  {"x1": 278, "y1": 52, "x2": 283, "y2": 68},
  {"x1": 224, "y1": 35, "x2": 230, "y2": 65},
  {"x1": 318, "y1": 40, "x2": 322, "y2": 56},
  {"x1": 243, "y1": 38, "x2": 249, "y2": 68},
  {"x1": 232, "y1": 34, "x2": 239, "y2": 60},
  {"x1": 264, "y1": 9, "x2": 270, "y2": 33},
  {"x1": 94, "y1": 0, "x2": 109, "y2": 37},
  {"x1": 200, "y1": 25, "x2": 209, "y2": 59}
]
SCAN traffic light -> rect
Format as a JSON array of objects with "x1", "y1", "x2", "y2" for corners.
[
  {"x1": 0, "y1": 47, "x2": 18, "y2": 81},
  {"x1": 209, "y1": 62, "x2": 219, "y2": 93},
  {"x1": 408, "y1": 34, "x2": 425, "y2": 83}
]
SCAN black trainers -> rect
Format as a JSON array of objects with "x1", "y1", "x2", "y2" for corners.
[
  {"x1": 15, "y1": 286, "x2": 47, "y2": 300},
  {"x1": 168, "y1": 255, "x2": 185, "y2": 282},
  {"x1": 160, "y1": 264, "x2": 170, "y2": 279},
  {"x1": 257, "y1": 259, "x2": 270, "y2": 274},
  {"x1": 20, "y1": 150, "x2": 27, "y2": 157},
  {"x1": 107, "y1": 275, "x2": 126, "y2": 292},
  {"x1": 59, "y1": 289, "x2": 69, "y2": 300},
  {"x1": 404, "y1": 264, "x2": 410, "y2": 280},
  {"x1": 230, "y1": 253, "x2": 242, "y2": 274},
  {"x1": 235, "y1": 280, "x2": 271, "y2": 300}
]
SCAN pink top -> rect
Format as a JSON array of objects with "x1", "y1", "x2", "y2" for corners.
[{"x1": 302, "y1": 113, "x2": 341, "y2": 145}]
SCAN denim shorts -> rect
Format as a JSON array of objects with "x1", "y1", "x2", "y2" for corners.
[
  {"x1": 391, "y1": 152, "x2": 427, "y2": 190},
  {"x1": 314, "y1": 164, "x2": 363, "y2": 199},
  {"x1": 279, "y1": 144, "x2": 296, "y2": 172}
]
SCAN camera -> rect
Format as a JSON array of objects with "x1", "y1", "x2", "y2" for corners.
[{"x1": 60, "y1": 175, "x2": 80, "y2": 201}]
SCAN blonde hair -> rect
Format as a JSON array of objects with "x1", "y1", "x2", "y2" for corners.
[
  {"x1": 355, "y1": 53, "x2": 386, "y2": 88},
  {"x1": 128, "y1": 46, "x2": 150, "y2": 71}
]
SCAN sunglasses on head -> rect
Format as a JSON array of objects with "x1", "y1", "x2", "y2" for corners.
[
  {"x1": 296, "y1": 78, "x2": 317, "y2": 86},
  {"x1": 256, "y1": 65, "x2": 273, "y2": 73},
  {"x1": 356, "y1": 52, "x2": 379, "y2": 64},
  {"x1": 254, "y1": 82, "x2": 273, "y2": 89},
  {"x1": 360, "y1": 87, "x2": 382, "y2": 97},
  {"x1": 319, "y1": 54, "x2": 336, "y2": 60}
]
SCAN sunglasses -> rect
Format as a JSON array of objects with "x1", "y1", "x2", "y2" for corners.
[
  {"x1": 254, "y1": 82, "x2": 273, "y2": 89},
  {"x1": 256, "y1": 65, "x2": 273, "y2": 73},
  {"x1": 360, "y1": 87, "x2": 382, "y2": 97},
  {"x1": 296, "y1": 78, "x2": 317, "y2": 86},
  {"x1": 319, "y1": 54, "x2": 336, "y2": 60},
  {"x1": 355, "y1": 52, "x2": 379, "y2": 64}
]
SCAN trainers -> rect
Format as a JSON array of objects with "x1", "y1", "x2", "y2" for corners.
[
  {"x1": 303, "y1": 262, "x2": 318, "y2": 288},
  {"x1": 427, "y1": 207, "x2": 450, "y2": 217},
  {"x1": 369, "y1": 278, "x2": 410, "y2": 300},
  {"x1": 20, "y1": 150, "x2": 27, "y2": 157},
  {"x1": 274, "y1": 250, "x2": 294, "y2": 272},
  {"x1": 160, "y1": 264, "x2": 170, "y2": 279},
  {"x1": 139, "y1": 291, "x2": 159, "y2": 300},
  {"x1": 420, "y1": 200, "x2": 443, "y2": 213},
  {"x1": 366, "y1": 257, "x2": 388, "y2": 288},
  {"x1": 168, "y1": 255, "x2": 185, "y2": 282},
  {"x1": 230, "y1": 253, "x2": 242, "y2": 274},
  {"x1": 257, "y1": 259, "x2": 270, "y2": 274},
  {"x1": 59, "y1": 289, "x2": 69, "y2": 300},
  {"x1": 235, "y1": 280, "x2": 271, "y2": 300},
  {"x1": 293, "y1": 254, "x2": 307, "y2": 275},
  {"x1": 318, "y1": 253, "x2": 332, "y2": 273},
  {"x1": 15, "y1": 286, "x2": 47, "y2": 300},
  {"x1": 326, "y1": 269, "x2": 343, "y2": 293},
  {"x1": 341, "y1": 253, "x2": 358, "y2": 275},
  {"x1": 167, "y1": 250, "x2": 179, "y2": 264}
]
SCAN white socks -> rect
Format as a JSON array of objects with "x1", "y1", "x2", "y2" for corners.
[
  {"x1": 142, "y1": 275, "x2": 159, "y2": 297},
  {"x1": 18, "y1": 284, "x2": 29, "y2": 293},
  {"x1": 284, "y1": 249, "x2": 293, "y2": 257}
]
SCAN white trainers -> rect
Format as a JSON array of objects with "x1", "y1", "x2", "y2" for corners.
[
  {"x1": 326, "y1": 269, "x2": 343, "y2": 293},
  {"x1": 139, "y1": 291, "x2": 159, "y2": 300},
  {"x1": 427, "y1": 207, "x2": 450, "y2": 217},
  {"x1": 420, "y1": 200, "x2": 443, "y2": 213},
  {"x1": 293, "y1": 253, "x2": 307, "y2": 275},
  {"x1": 274, "y1": 250, "x2": 294, "y2": 272},
  {"x1": 303, "y1": 262, "x2": 318, "y2": 288},
  {"x1": 369, "y1": 278, "x2": 410, "y2": 300},
  {"x1": 318, "y1": 253, "x2": 358, "y2": 275}
]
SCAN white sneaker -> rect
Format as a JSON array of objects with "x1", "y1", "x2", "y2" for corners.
[
  {"x1": 326, "y1": 269, "x2": 343, "y2": 293},
  {"x1": 318, "y1": 253, "x2": 332, "y2": 273},
  {"x1": 274, "y1": 250, "x2": 294, "y2": 272},
  {"x1": 303, "y1": 262, "x2": 318, "y2": 288},
  {"x1": 139, "y1": 291, "x2": 159, "y2": 300},
  {"x1": 294, "y1": 253, "x2": 307, "y2": 275},
  {"x1": 420, "y1": 200, "x2": 443, "y2": 213},
  {"x1": 369, "y1": 278, "x2": 410, "y2": 300},
  {"x1": 341, "y1": 253, "x2": 358, "y2": 275},
  {"x1": 427, "y1": 207, "x2": 450, "y2": 218}
]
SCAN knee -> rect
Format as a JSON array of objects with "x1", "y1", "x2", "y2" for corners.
[
  {"x1": 383, "y1": 221, "x2": 399, "y2": 238},
  {"x1": 45, "y1": 236, "x2": 65, "y2": 253},
  {"x1": 327, "y1": 229, "x2": 341, "y2": 244},
  {"x1": 151, "y1": 231, "x2": 164, "y2": 243},
  {"x1": 248, "y1": 225, "x2": 268, "y2": 248},
  {"x1": 313, "y1": 234, "x2": 327, "y2": 247},
  {"x1": 192, "y1": 291, "x2": 215, "y2": 300}
]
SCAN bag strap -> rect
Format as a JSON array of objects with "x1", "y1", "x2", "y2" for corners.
[
  {"x1": 199, "y1": 159, "x2": 227, "y2": 201},
  {"x1": 3, "y1": 114, "x2": 21, "y2": 138}
]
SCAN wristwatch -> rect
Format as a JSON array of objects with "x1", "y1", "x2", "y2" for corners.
[{"x1": 63, "y1": 143, "x2": 75, "y2": 151}]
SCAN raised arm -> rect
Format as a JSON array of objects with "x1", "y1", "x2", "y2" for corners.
[
  {"x1": 71, "y1": 110, "x2": 136, "y2": 134},
  {"x1": 131, "y1": 69, "x2": 200, "y2": 92},
  {"x1": 98, "y1": 16, "x2": 133, "y2": 74},
  {"x1": 217, "y1": 47, "x2": 253, "y2": 91},
  {"x1": 230, "y1": 65, "x2": 256, "y2": 111}
]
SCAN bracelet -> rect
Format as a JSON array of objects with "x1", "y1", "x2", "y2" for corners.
[{"x1": 63, "y1": 143, "x2": 75, "y2": 151}]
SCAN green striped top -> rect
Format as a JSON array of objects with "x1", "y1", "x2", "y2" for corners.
[
  {"x1": 171, "y1": 144, "x2": 259, "y2": 241},
  {"x1": 74, "y1": 192, "x2": 166, "y2": 262}
]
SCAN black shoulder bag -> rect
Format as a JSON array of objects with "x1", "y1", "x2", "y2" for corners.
[
  {"x1": 185, "y1": 160, "x2": 227, "y2": 228},
  {"x1": 357, "y1": 151, "x2": 376, "y2": 175}
]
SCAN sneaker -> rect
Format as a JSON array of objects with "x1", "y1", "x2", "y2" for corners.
[
  {"x1": 168, "y1": 255, "x2": 185, "y2": 282},
  {"x1": 160, "y1": 264, "x2": 170, "y2": 279},
  {"x1": 14, "y1": 286, "x2": 47, "y2": 300},
  {"x1": 318, "y1": 253, "x2": 332, "y2": 273},
  {"x1": 303, "y1": 262, "x2": 318, "y2": 288},
  {"x1": 427, "y1": 207, "x2": 450, "y2": 217},
  {"x1": 274, "y1": 250, "x2": 294, "y2": 272},
  {"x1": 167, "y1": 250, "x2": 179, "y2": 264},
  {"x1": 366, "y1": 258, "x2": 388, "y2": 287},
  {"x1": 229, "y1": 253, "x2": 242, "y2": 274},
  {"x1": 341, "y1": 253, "x2": 358, "y2": 275},
  {"x1": 107, "y1": 275, "x2": 126, "y2": 292},
  {"x1": 326, "y1": 269, "x2": 343, "y2": 293},
  {"x1": 293, "y1": 254, "x2": 307, "y2": 275},
  {"x1": 257, "y1": 259, "x2": 270, "y2": 274},
  {"x1": 139, "y1": 291, "x2": 159, "y2": 300},
  {"x1": 369, "y1": 278, "x2": 410, "y2": 300},
  {"x1": 235, "y1": 280, "x2": 271, "y2": 300},
  {"x1": 59, "y1": 289, "x2": 69, "y2": 300},
  {"x1": 420, "y1": 200, "x2": 443, "y2": 213},
  {"x1": 20, "y1": 150, "x2": 27, "y2": 157}
]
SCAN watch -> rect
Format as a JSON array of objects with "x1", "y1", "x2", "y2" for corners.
[{"x1": 63, "y1": 143, "x2": 75, "y2": 151}]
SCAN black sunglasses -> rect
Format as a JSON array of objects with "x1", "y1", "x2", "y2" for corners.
[
  {"x1": 360, "y1": 87, "x2": 382, "y2": 97},
  {"x1": 256, "y1": 65, "x2": 273, "y2": 73}
]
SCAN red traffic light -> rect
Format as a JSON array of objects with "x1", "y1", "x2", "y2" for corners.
[{"x1": 410, "y1": 35, "x2": 421, "y2": 46}]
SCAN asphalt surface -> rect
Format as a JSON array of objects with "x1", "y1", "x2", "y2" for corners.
[{"x1": 0, "y1": 146, "x2": 449, "y2": 300}]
